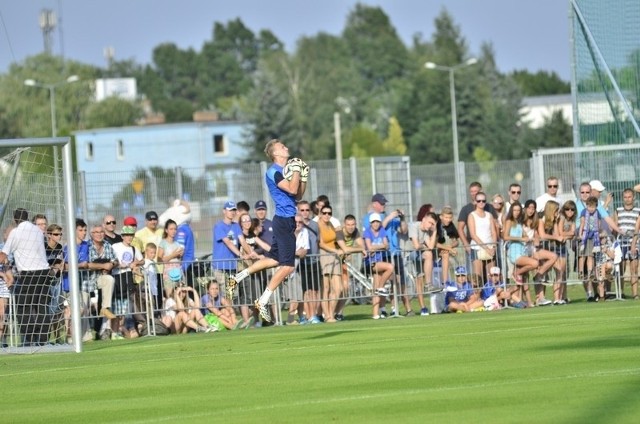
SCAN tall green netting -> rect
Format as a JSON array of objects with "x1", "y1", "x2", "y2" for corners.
[{"x1": 571, "y1": 0, "x2": 640, "y2": 146}]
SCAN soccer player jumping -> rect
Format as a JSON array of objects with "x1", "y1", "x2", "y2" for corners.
[{"x1": 227, "y1": 139, "x2": 308, "y2": 322}]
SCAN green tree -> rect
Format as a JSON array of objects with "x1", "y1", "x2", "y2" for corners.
[
  {"x1": 383, "y1": 117, "x2": 407, "y2": 155},
  {"x1": 84, "y1": 97, "x2": 143, "y2": 129},
  {"x1": 510, "y1": 70, "x2": 570, "y2": 96}
]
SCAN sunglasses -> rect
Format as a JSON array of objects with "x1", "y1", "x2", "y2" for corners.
[
  {"x1": 548, "y1": 185, "x2": 558, "y2": 188},
  {"x1": 104, "y1": 220, "x2": 116, "y2": 225},
  {"x1": 476, "y1": 199, "x2": 486, "y2": 203},
  {"x1": 511, "y1": 191, "x2": 521, "y2": 194},
  {"x1": 299, "y1": 208, "x2": 310, "y2": 212},
  {"x1": 321, "y1": 211, "x2": 332, "y2": 215},
  {"x1": 580, "y1": 191, "x2": 590, "y2": 194},
  {"x1": 456, "y1": 274, "x2": 466, "y2": 277},
  {"x1": 564, "y1": 208, "x2": 575, "y2": 211},
  {"x1": 48, "y1": 233, "x2": 62, "y2": 236}
]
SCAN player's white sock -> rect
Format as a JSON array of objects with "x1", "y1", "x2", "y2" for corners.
[
  {"x1": 259, "y1": 288, "x2": 273, "y2": 305},
  {"x1": 234, "y1": 269, "x2": 250, "y2": 282}
]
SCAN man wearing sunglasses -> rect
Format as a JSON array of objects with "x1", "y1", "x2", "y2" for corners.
[
  {"x1": 102, "y1": 214, "x2": 123, "y2": 245},
  {"x1": 504, "y1": 183, "x2": 522, "y2": 218},
  {"x1": 536, "y1": 176, "x2": 563, "y2": 213}
]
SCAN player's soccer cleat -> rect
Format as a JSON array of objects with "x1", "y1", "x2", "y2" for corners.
[
  {"x1": 254, "y1": 300, "x2": 272, "y2": 323},
  {"x1": 226, "y1": 275, "x2": 238, "y2": 298}
]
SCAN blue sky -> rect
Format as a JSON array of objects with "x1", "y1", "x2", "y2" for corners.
[{"x1": 0, "y1": 0, "x2": 571, "y2": 79}]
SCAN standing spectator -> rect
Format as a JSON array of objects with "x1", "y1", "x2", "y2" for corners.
[
  {"x1": 212, "y1": 201, "x2": 251, "y2": 296},
  {"x1": 409, "y1": 212, "x2": 439, "y2": 315},
  {"x1": 134, "y1": 211, "x2": 163, "y2": 313},
  {"x1": 504, "y1": 183, "x2": 523, "y2": 218},
  {"x1": 0, "y1": 209, "x2": 54, "y2": 346},
  {"x1": 45, "y1": 224, "x2": 64, "y2": 276},
  {"x1": 0, "y1": 260, "x2": 13, "y2": 347},
  {"x1": 254, "y1": 200, "x2": 275, "y2": 318},
  {"x1": 522, "y1": 200, "x2": 555, "y2": 306},
  {"x1": 335, "y1": 214, "x2": 365, "y2": 320},
  {"x1": 437, "y1": 206, "x2": 460, "y2": 281},
  {"x1": 457, "y1": 182, "x2": 496, "y2": 272},
  {"x1": 236, "y1": 213, "x2": 266, "y2": 328},
  {"x1": 297, "y1": 200, "x2": 322, "y2": 323},
  {"x1": 536, "y1": 176, "x2": 562, "y2": 213},
  {"x1": 467, "y1": 192, "x2": 498, "y2": 281},
  {"x1": 133, "y1": 211, "x2": 163, "y2": 253},
  {"x1": 62, "y1": 219, "x2": 92, "y2": 342},
  {"x1": 103, "y1": 214, "x2": 123, "y2": 245},
  {"x1": 363, "y1": 213, "x2": 395, "y2": 319},
  {"x1": 614, "y1": 188, "x2": 639, "y2": 298},
  {"x1": 317, "y1": 204, "x2": 343, "y2": 323},
  {"x1": 503, "y1": 202, "x2": 536, "y2": 307},
  {"x1": 283, "y1": 215, "x2": 309, "y2": 324},
  {"x1": 32, "y1": 214, "x2": 48, "y2": 235},
  {"x1": 111, "y1": 225, "x2": 144, "y2": 338},
  {"x1": 558, "y1": 201, "x2": 577, "y2": 303},
  {"x1": 157, "y1": 219, "x2": 184, "y2": 297},
  {"x1": 538, "y1": 201, "x2": 564, "y2": 304},
  {"x1": 86, "y1": 224, "x2": 118, "y2": 341}
]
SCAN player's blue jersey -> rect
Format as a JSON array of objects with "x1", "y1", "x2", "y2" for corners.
[{"x1": 266, "y1": 163, "x2": 297, "y2": 218}]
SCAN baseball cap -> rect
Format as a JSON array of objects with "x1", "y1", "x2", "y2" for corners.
[
  {"x1": 371, "y1": 193, "x2": 388, "y2": 205},
  {"x1": 455, "y1": 266, "x2": 467, "y2": 276},
  {"x1": 224, "y1": 201, "x2": 237, "y2": 210},
  {"x1": 168, "y1": 268, "x2": 183, "y2": 282},
  {"x1": 123, "y1": 216, "x2": 137, "y2": 226},
  {"x1": 489, "y1": 266, "x2": 501, "y2": 276},
  {"x1": 121, "y1": 225, "x2": 136, "y2": 235},
  {"x1": 145, "y1": 211, "x2": 158, "y2": 220},
  {"x1": 589, "y1": 180, "x2": 606, "y2": 192},
  {"x1": 254, "y1": 200, "x2": 267, "y2": 210},
  {"x1": 369, "y1": 213, "x2": 382, "y2": 223}
]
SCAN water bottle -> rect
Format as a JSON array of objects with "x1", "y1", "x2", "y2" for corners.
[{"x1": 432, "y1": 266, "x2": 442, "y2": 289}]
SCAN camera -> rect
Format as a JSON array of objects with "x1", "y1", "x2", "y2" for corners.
[{"x1": 396, "y1": 209, "x2": 404, "y2": 219}]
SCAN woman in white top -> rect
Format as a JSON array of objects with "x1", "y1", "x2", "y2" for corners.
[{"x1": 467, "y1": 192, "x2": 497, "y2": 281}]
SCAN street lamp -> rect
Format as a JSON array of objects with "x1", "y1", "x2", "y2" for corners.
[
  {"x1": 24, "y1": 75, "x2": 80, "y2": 137},
  {"x1": 24, "y1": 75, "x2": 80, "y2": 221},
  {"x1": 424, "y1": 58, "x2": 477, "y2": 209}
]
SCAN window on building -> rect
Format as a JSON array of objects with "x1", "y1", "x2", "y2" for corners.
[
  {"x1": 213, "y1": 134, "x2": 225, "y2": 154},
  {"x1": 116, "y1": 139, "x2": 124, "y2": 160},
  {"x1": 86, "y1": 142, "x2": 94, "y2": 161}
]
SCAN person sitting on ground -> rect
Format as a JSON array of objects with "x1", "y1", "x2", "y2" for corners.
[
  {"x1": 444, "y1": 266, "x2": 483, "y2": 313},
  {"x1": 593, "y1": 233, "x2": 621, "y2": 302},
  {"x1": 168, "y1": 269, "x2": 216, "y2": 333},
  {"x1": 481, "y1": 267, "x2": 511, "y2": 310},
  {"x1": 201, "y1": 280, "x2": 240, "y2": 331}
]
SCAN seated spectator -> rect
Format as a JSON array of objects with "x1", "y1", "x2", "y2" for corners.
[
  {"x1": 444, "y1": 266, "x2": 483, "y2": 313},
  {"x1": 481, "y1": 267, "x2": 511, "y2": 310},
  {"x1": 167, "y1": 269, "x2": 216, "y2": 333},
  {"x1": 202, "y1": 280, "x2": 240, "y2": 330}
]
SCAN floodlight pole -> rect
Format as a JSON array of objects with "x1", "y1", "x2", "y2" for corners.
[{"x1": 424, "y1": 59, "x2": 477, "y2": 210}]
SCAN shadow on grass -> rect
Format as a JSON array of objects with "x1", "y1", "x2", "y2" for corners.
[
  {"x1": 304, "y1": 330, "x2": 360, "y2": 340},
  {"x1": 538, "y1": 334, "x2": 640, "y2": 351}
]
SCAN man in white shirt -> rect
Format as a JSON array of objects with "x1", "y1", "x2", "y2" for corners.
[
  {"x1": 0, "y1": 208, "x2": 52, "y2": 346},
  {"x1": 535, "y1": 176, "x2": 562, "y2": 213}
]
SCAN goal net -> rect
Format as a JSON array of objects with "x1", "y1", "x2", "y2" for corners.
[
  {"x1": 1, "y1": 139, "x2": 79, "y2": 354},
  {"x1": 571, "y1": 0, "x2": 640, "y2": 148}
]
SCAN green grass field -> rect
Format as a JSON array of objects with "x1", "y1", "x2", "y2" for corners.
[{"x1": 2, "y1": 298, "x2": 640, "y2": 423}]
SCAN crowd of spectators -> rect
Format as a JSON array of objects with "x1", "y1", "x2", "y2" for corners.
[{"x1": 2, "y1": 179, "x2": 640, "y2": 346}]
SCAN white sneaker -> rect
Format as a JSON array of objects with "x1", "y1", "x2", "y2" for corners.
[
  {"x1": 536, "y1": 298, "x2": 552, "y2": 306},
  {"x1": 82, "y1": 330, "x2": 94, "y2": 342}
]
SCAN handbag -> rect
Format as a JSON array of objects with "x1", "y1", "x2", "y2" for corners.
[{"x1": 477, "y1": 247, "x2": 494, "y2": 261}]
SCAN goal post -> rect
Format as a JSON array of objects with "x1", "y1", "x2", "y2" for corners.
[{"x1": 0, "y1": 137, "x2": 81, "y2": 354}]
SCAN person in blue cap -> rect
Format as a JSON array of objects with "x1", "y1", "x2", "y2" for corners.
[{"x1": 444, "y1": 266, "x2": 483, "y2": 313}]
